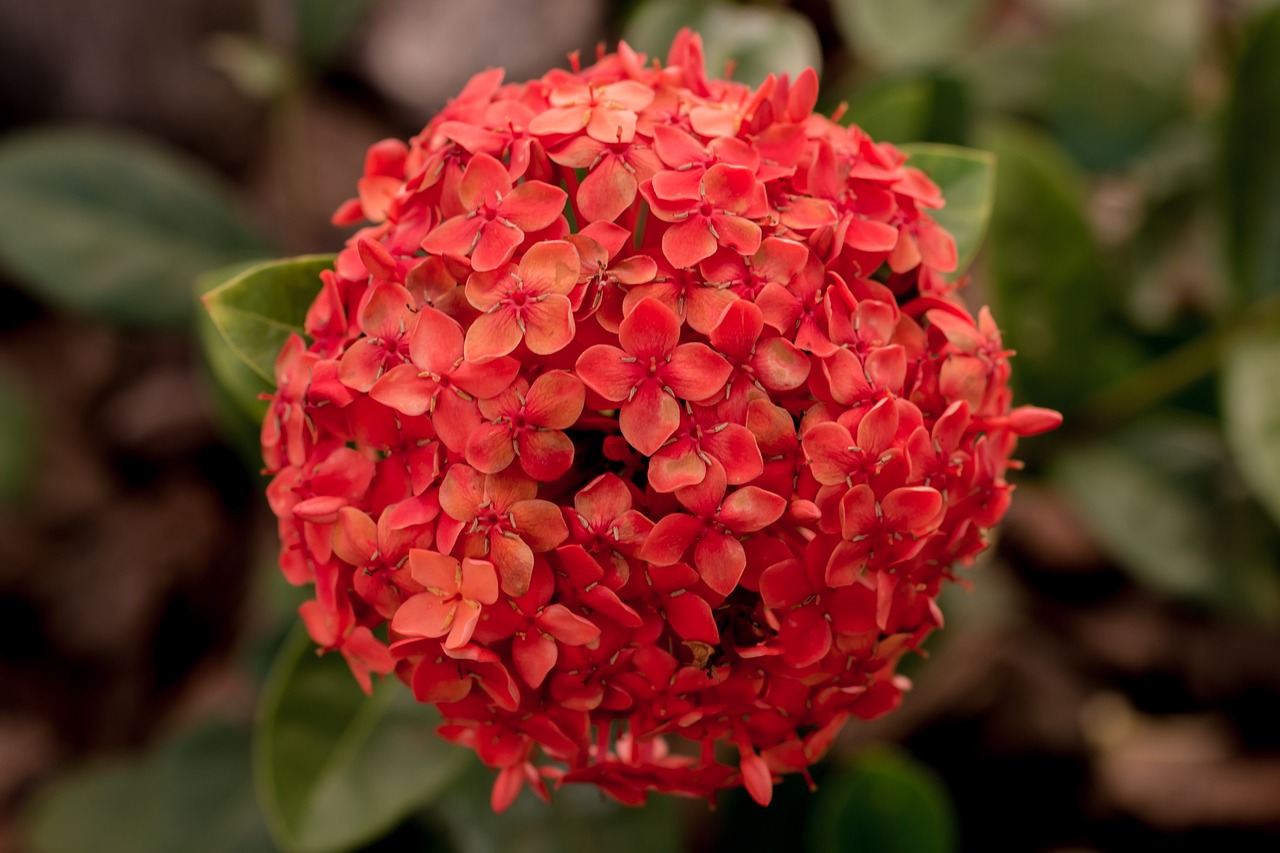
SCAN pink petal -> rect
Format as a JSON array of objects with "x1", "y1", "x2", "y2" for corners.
[
  {"x1": 663, "y1": 343, "x2": 732, "y2": 400},
  {"x1": 618, "y1": 296, "x2": 681, "y2": 359},
  {"x1": 661, "y1": 218, "x2": 717, "y2": 269},
  {"x1": 465, "y1": 422, "x2": 517, "y2": 474},
  {"x1": 619, "y1": 381, "x2": 681, "y2": 456},
  {"x1": 640, "y1": 513, "x2": 704, "y2": 565},
  {"x1": 695, "y1": 531, "x2": 746, "y2": 597},
  {"x1": 420, "y1": 214, "x2": 482, "y2": 259},
  {"x1": 517, "y1": 429, "x2": 575, "y2": 482},
  {"x1": 521, "y1": 295, "x2": 576, "y2": 355},
  {"x1": 409, "y1": 307, "x2": 464, "y2": 373},
  {"x1": 513, "y1": 632, "x2": 559, "y2": 688},
  {"x1": 575, "y1": 344, "x2": 643, "y2": 401},
  {"x1": 459, "y1": 557, "x2": 500, "y2": 604},
  {"x1": 498, "y1": 180, "x2": 567, "y2": 232},
  {"x1": 719, "y1": 486, "x2": 787, "y2": 533},
  {"x1": 464, "y1": 308, "x2": 524, "y2": 362},
  {"x1": 458, "y1": 153, "x2": 512, "y2": 211},
  {"x1": 391, "y1": 592, "x2": 455, "y2": 638},
  {"x1": 524, "y1": 371, "x2": 585, "y2": 429},
  {"x1": 578, "y1": 156, "x2": 638, "y2": 223},
  {"x1": 471, "y1": 221, "x2": 525, "y2": 272}
]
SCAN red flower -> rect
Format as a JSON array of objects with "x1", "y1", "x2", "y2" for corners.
[{"x1": 258, "y1": 29, "x2": 1059, "y2": 812}]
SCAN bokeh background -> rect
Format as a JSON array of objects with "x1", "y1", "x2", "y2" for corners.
[{"x1": 2, "y1": 0, "x2": 1280, "y2": 851}]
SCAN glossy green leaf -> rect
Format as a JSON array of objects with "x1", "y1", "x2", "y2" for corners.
[
  {"x1": 623, "y1": 0, "x2": 822, "y2": 87},
  {"x1": 1042, "y1": 0, "x2": 1202, "y2": 171},
  {"x1": 832, "y1": 0, "x2": 989, "y2": 71},
  {"x1": 838, "y1": 74, "x2": 970, "y2": 145},
  {"x1": 808, "y1": 748, "x2": 957, "y2": 853},
  {"x1": 202, "y1": 255, "x2": 333, "y2": 385},
  {"x1": 25, "y1": 724, "x2": 274, "y2": 853},
  {"x1": 1054, "y1": 419, "x2": 1280, "y2": 615},
  {"x1": 196, "y1": 261, "x2": 273, "y2": 425},
  {"x1": 429, "y1": 759, "x2": 686, "y2": 853},
  {"x1": 979, "y1": 121, "x2": 1137, "y2": 412},
  {"x1": 1223, "y1": 5, "x2": 1280, "y2": 299},
  {"x1": 898, "y1": 143, "x2": 994, "y2": 278},
  {"x1": 0, "y1": 130, "x2": 267, "y2": 327},
  {"x1": 1223, "y1": 332, "x2": 1280, "y2": 527},
  {"x1": 255, "y1": 626, "x2": 470, "y2": 853}
]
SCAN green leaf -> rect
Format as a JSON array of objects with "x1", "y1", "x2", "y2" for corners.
[
  {"x1": 255, "y1": 625, "x2": 470, "y2": 853},
  {"x1": 1222, "y1": 5, "x2": 1280, "y2": 299},
  {"x1": 428, "y1": 759, "x2": 686, "y2": 853},
  {"x1": 298, "y1": 0, "x2": 370, "y2": 67},
  {"x1": 623, "y1": 0, "x2": 822, "y2": 87},
  {"x1": 1223, "y1": 332, "x2": 1280, "y2": 527},
  {"x1": 25, "y1": 724, "x2": 274, "y2": 853},
  {"x1": 897, "y1": 143, "x2": 994, "y2": 278},
  {"x1": 836, "y1": 74, "x2": 971, "y2": 145},
  {"x1": 202, "y1": 255, "x2": 333, "y2": 385},
  {"x1": 808, "y1": 748, "x2": 957, "y2": 853},
  {"x1": 832, "y1": 0, "x2": 990, "y2": 72},
  {"x1": 0, "y1": 130, "x2": 268, "y2": 327},
  {"x1": 1041, "y1": 0, "x2": 1202, "y2": 171},
  {"x1": 978, "y1": 121, "x2": 1138, "y2": 413},
  {"x1": 196, "y1": 261, "x2": 273, "y2": 426},
  {"x1": 0, "y1": 367, "x2": 36, "y2": 503},
  {"x1": 1054, "y1": 418, "x2": 1280, "y2": 616}
]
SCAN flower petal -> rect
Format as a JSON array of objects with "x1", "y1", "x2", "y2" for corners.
[
  {"x1": 513, "y1": 631, "x2": 558, "y2": 688},
  {"x1": 465, "y1": 307, "x2": 524, "y2": 362},
  {"x1": 719, "y1": 486, "x2": 787, "y2": 533},
  {"x1": 663, "y1": 343, "x2": 732, "y2": 400},
  {"x1": 618, "y1": 296, "x2": 680, "y2": 360},
  {"x1": 575, "y1": 344, "x2": 642, "y2": 401},
  {"x1": 524, "y1": 371, "x2": 585, "y2": 429},
  {"x1": 640, "y1": 513, "x2": 704, "y2": 565},
  {"x1": 619, "y1": 381, "x2": 680, "y2": 456},
  {"x1": 661, "y1": 218, "x2": 717, "y2": 269},
  {"x1": 517, "y1": 429, "x2": 575, "y2": 482},
  {"x1": 465, "y1": 422, "x2": 517, "y2": 474},
  {"x1": 521, "y1": 295, "x2": 576, "y2": 355},
  {"x1": 695, "y1": 531, "x2": 746, "y2": 597},
  {"x1": 391, "y1": 592, "x2": 455, "y2": 638}
]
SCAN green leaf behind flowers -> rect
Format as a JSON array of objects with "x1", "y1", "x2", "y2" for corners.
[{"x1": 898, "y1": 143, "x2": 995, "y2": 279}]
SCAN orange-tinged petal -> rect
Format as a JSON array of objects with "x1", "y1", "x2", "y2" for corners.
[
  {"x1": 458, "y1": 153, "x2": 512, "y2": 211},
  {"x1": 519, "y1": 240, "x2": 581, "y2": 296},
  {"x1": 661, "y1": 218, "x2": 717, "y2": 269},
  {"x1": 391, "y1": 591, "x2": 456, "y2": 638},
  {"x1": 618, "y1": 296, "x2": 680, "y2": 359},
  {"x1": 465, "y1": 422, "x2": 517, "y2": 474},
  {"x1": 664, "y1": 343, "x2": 731, "y2": 400},
  {"x1": 465, "y1": 307, "x2": 524, "y2": 362},
  {"x1": 517, "y1": 429, "x2": 575, "y2": 482},
  {"x1": 440, "y1": 465, "x2": 485, "y2": 522},
  {"x1": 331, "y1": 507, "x2": 378, "y2": 566},
  {"x1": 575, "y1": 344, "x2": 643, "y2": 401},
  {"x1": 695, "y1": 531, "x2": 746, "y2": 597},
  {"x1": 408, "y1": 548, "x2": 461, "y2": 592},
  {"x1": 524, "y1": 371, "x2": 584, "y2": 429},
  {"x1": 471, "y1": 221, "x2": 525, "y2": 272},
  {"x1": 619, "y1": 381, "x2": 680, "y2": 456},
  {"x1": 444, "y1": 599, "x2": 483, "y2": 649},
  {"x1": 521, "y1": 296, "x2": 575, "y2": 355},
  {"x1": 459, "y1": 557, "x2": 500, "y2": 604},
  {"x1": 511, "y1": 499, "x2": 569, "y2": 551},
  {"x1": 490, "y1": 531, "x2": 535, "y2": 597}
]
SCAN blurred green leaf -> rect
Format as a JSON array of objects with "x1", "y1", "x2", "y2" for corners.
[
  {"x1": 202, "y1": 255, "x2": 333, "y2": 385},
  {"x1": 1222, "y1": 5, "x2": 1280, "y2": 299},
  {"x1": 1041, "y1": 0, "x2": 1202, "y2": 171},
  {"x1": 838, "y1": 74, "x2": 970, "y2": 145},
  {"x1": 808, "y1": 748, "x2": 957, "y2": 853},
  {"x1": 979, "y1": 121, "x2": 1136, "y2": 412},
  {"x1": 26, "y1": 724, "x2": 274, "y2": 853},
  {"x1": 428, "y1": 759, "x2": 685, "y2": 853},
  {"x1": 832, "y1": 0, "x2": 989, "y2": 72},
  {"x1": 0, "y1": 368, "x2": 35, "y2": 503},
  {"x1": 255, "y1": 625, "x2": 470, "y2": 853},
  {"x1": 0, "y1": 130, "x2": 267, "y2": 327},
  {"x1": 623, "y1": 0, "x2": 822, "y2": 87},
  {"x1": 1055, "y1": 419, "x2": 1280, "y2": 615},
  {"x1": 1223, "y1": 332, "x2": 1280, "y2": 527},
  {"x1": 196, "y1": 261, "x2": 273, "y2": 425},
  {"x1": 898, "y1": 143, "x2": 994, "y2": 278},
  {"x1": 299, "y1": 0, "x2": 370, "y2": 67}
]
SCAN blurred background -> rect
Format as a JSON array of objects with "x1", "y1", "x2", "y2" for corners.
[{"x1": 2, "y1": 0, "x2": 1280, "y2": 851}]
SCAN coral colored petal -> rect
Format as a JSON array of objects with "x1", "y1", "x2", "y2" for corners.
[
  {"x1": 647, "y1": 445, "x2": 707, "y2": 493},
  {"x1": 451, "y1": 355, "x2": 521, "y2": 399},
  {"x1": 408, "y1": 548, "x2": 460, "y2": 592},
  {"x1": 338, "y1": 339, "x2": 393, "y2": 393},
  {"x1": 663, "y1": 343, "x2": 732, "y2": 400},
  {"x1": 499, "y1": 181, "x2": 568, "y2": 231},
  {"x1": 664, "y1": 592, "x2": 719, "y2": 643},
  {"x1": 420, "y1": 214, "x2": 483, "y2": 259},
  {"x1": 753, "y1": 337, "x2": 811, "y2": 391},
  {"x1": 465, "y1": 308, "x2": 524, "y2": 362},
  {"x1": 710, "y1": 299, "x2": 764, "y2": 361},
  {"x1": 705, "y1": 425, "x2": 764, "y2": 485},
  {"x1": 511, "y1": 499, "x2": 570, "y2": 551},
  {"x1": 443, "y1": 599, "x2": 483, "y2": 649},
  {"x1": 521, "y1": 296, "x2": 576, "y2": 355},
  {"x1": 465, "y1": 423, "x2": 517, "y2": 474},
  {"x1": 740, "y1": 751, "x2": 774, "y2": 806},
  {"x1": 471, "y1": 222, "x2": 525, "y2": 272},
  {"x1": 517, "y1": 429, "x2": 575, "y2": 482},
  {"x1": 391, "y1": 592, "x2": 455, "y2": 638},
  {"x1": 640, "y1": 513, "x2": 705, "y2": 565},
  {"x1": 524, "y1": 371, "x2": 585, "y2": 429},
  {"x1": 520, "y1": 239, "x2": 581, "y2": 295},
  {"x1": 331, "y1": 507, "x2": 377, "y2": 566},
  {"x1": 514, "y1": 632, "x2": 558, "y2": 688},
  {"x1": 719, "y1": 486, "x2": 787, "y2": 533},
  {"x1": 695, "y1": 532, "x2": 746, "y2": 597},
  {"x1": 460, "y1": 557, "x2": 500, "y2": 604},
  {"x1": 711, "y1": 214, "x2": 762, "y2": 256},
  {"x1": 574, "y1": 473, "x2": 633, "y2": 525},
  {"x1": 458, "y1": 153, "x2": 512, "y2": 210},
  {"x1": 537, "y1": 603, "x2": 601, "y2": 645},
  {"x1": 578, "y1": 156, "x2": 637, "y2": 223},
  {"x1": 661, "y1": 218, "x2": 717, "y2": 269},
  {"x1": 433, "y1": 390, "x2": 482, "y2": 455},
  {"x1": 825, "y1": 540, "x2": 870, "y2": 587},
  {"x1": 439, "y1": 465, "x2": 485, "y2": 523},
  {"x1": 780, "y1": 607, "x2": 832, "y2": 668},
  {"x1": 491, "y1": 532, "x2": 536, "y2": 597},
  {"x1": 618, "y1": 296, "x2": 681, "y2": 359},
  {"x1": 838, "y1": 485, "x2": 878, "y2": 540},
  {"x1": 619, "y1": 381, "x2": 680, "y2": 456},
  {"x1": 575, "y1": 344, "x2": 642, "y2": 401},
  {"x1": 409, "y1": 307, "x2": 465, "y2": 373},
  {"x1": 368, "y1": 365, "x2": 435, "y2": 416},
  {"x1": 844, "y1": 217, "x2": 900, "y2": 252},
  {"x1": 464, "y1": 267, "x2": 515, "y2": 312},
  {"x1": 881, "y1": 486, "x2": 944, "y2": 534}
]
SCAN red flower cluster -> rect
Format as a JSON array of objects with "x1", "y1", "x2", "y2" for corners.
[{"x1": 262, "y1": 31, "x2": 1060, "y2": 810}]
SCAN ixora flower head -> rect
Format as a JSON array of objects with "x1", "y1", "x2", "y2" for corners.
[{"x1": 261, "y1": 30, "x2": 1060, "y2": 811}]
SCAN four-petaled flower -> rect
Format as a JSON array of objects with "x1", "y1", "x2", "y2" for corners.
[{"x1": 393, "y1": 549, "x2": 500, "y2": 649}]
